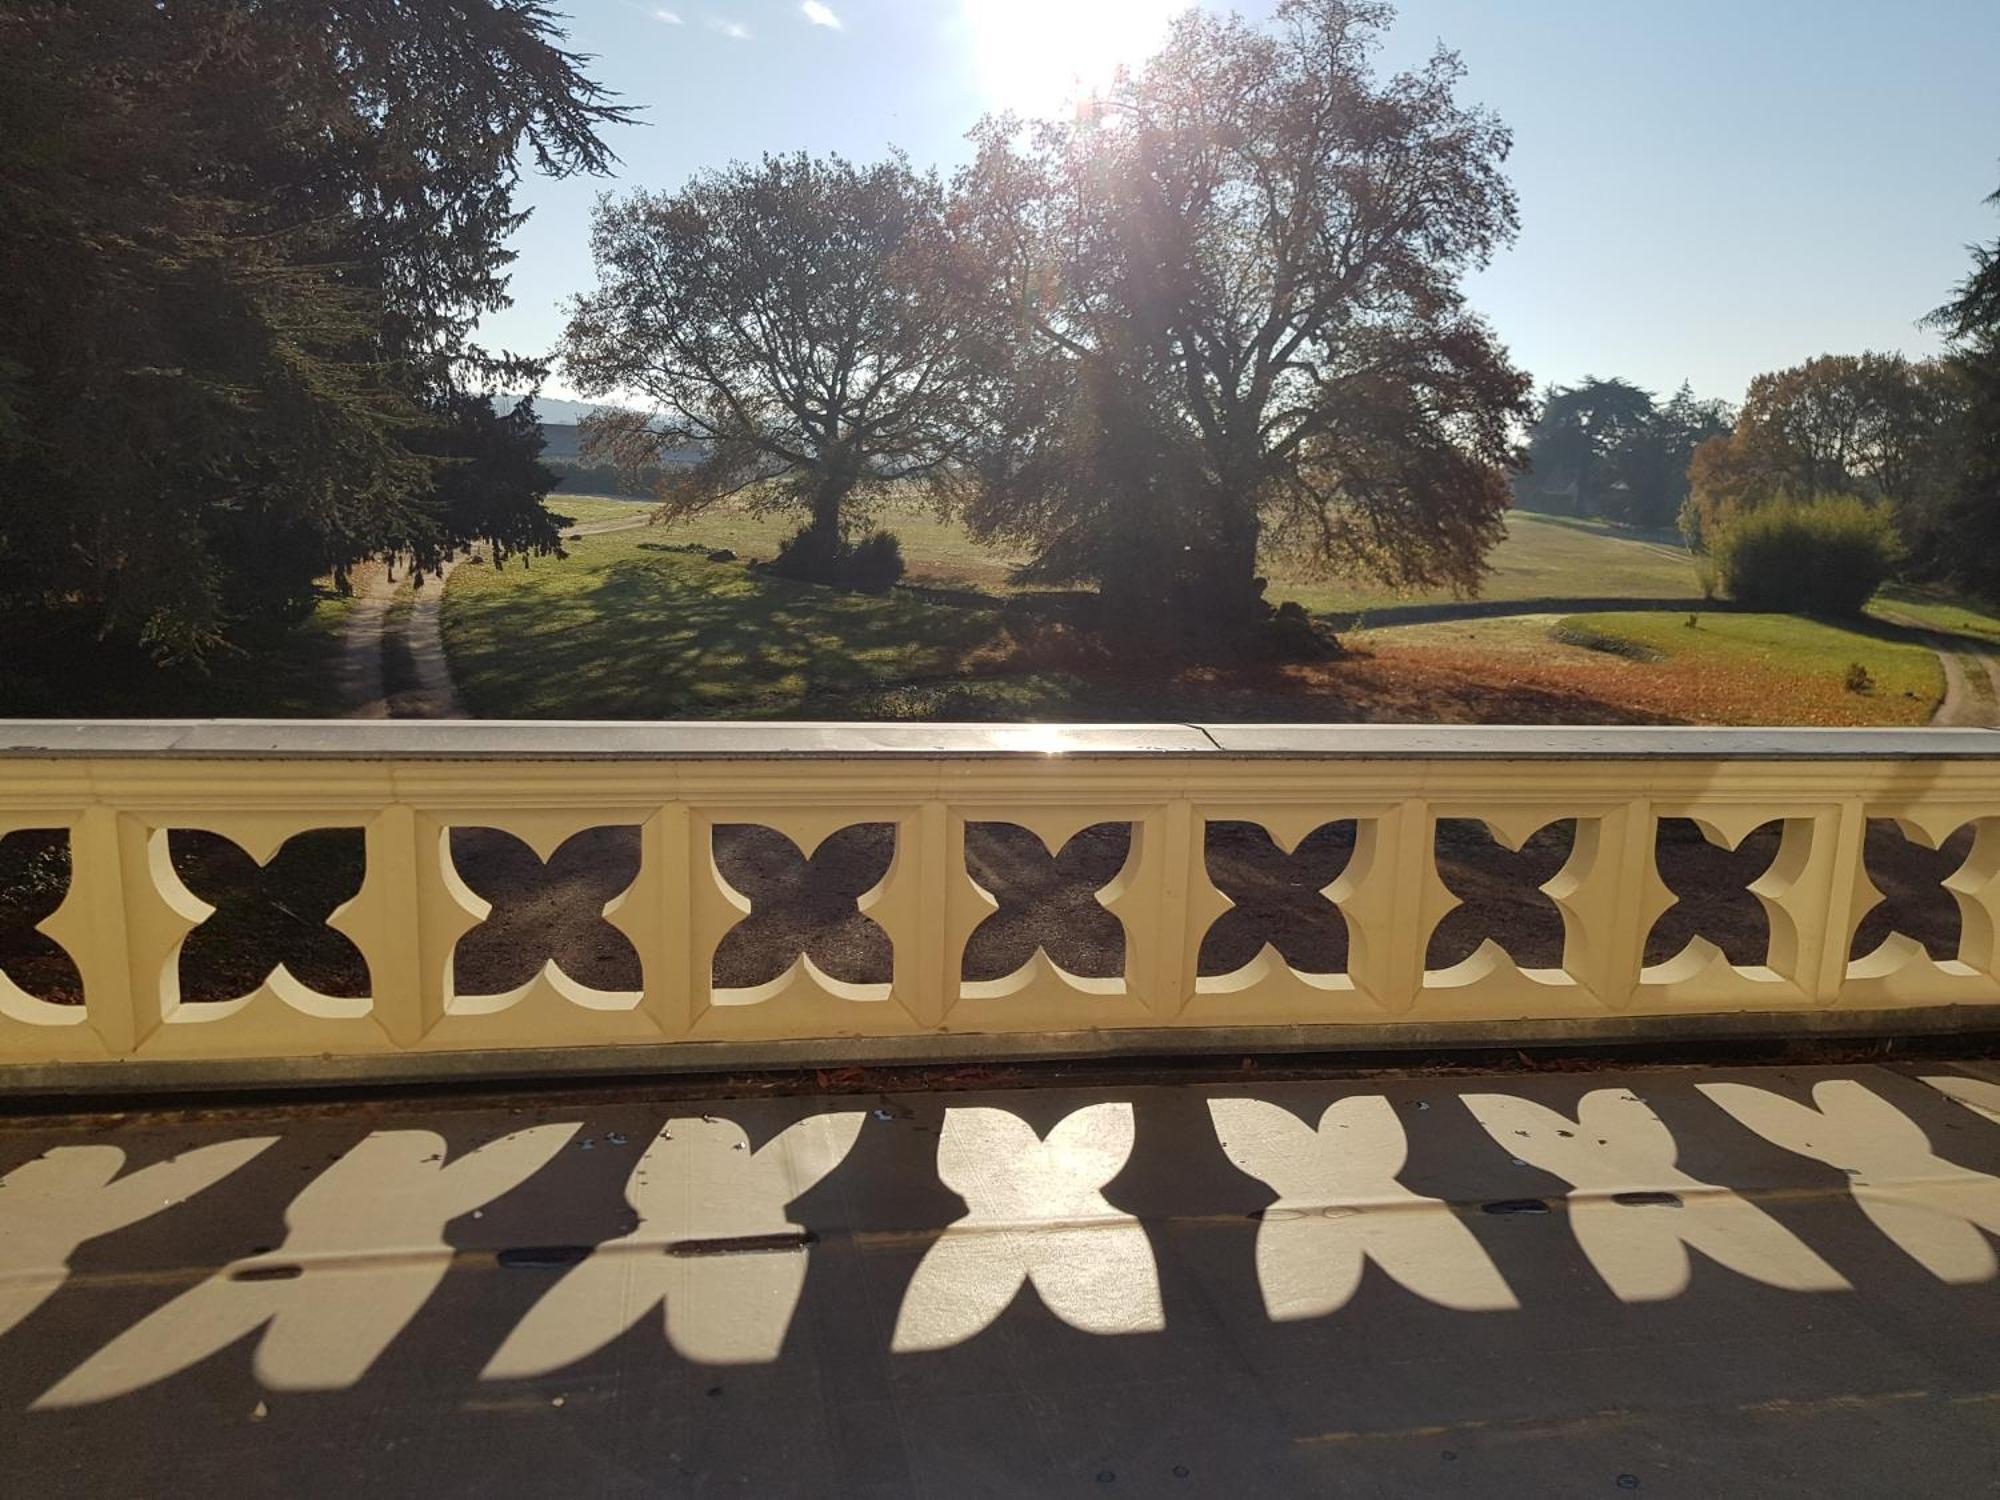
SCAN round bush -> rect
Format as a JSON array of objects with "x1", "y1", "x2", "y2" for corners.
[
  {"x1": 766, "y1": 526, "x2": 905, "y2": 594},
  {"x1": 842, "y1": 530, "x2": 905, "y2": 594},
  {"x1": 1711, "y1": 496, "x2": 1900, "y2": 616}
]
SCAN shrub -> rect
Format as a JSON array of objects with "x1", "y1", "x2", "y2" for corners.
[
  {"x1": 766, "y1": 526, "x2": 905, "y2": 594},
  {"x1": 1710, "y1": 495, "x2": 1901, "y2": 616},
  {"x1": 842, "y1": 531, "x2": 906, "y2": 594}
]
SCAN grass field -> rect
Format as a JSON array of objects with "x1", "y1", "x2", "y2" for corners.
[
  {"x1": 445, "y1": 532, "x2": 1008, "y2": 718},
  {"x1": 546, "y1": 495, "x2": 654, "y2": 528},
  {"x1": 1560, "y1": 611, "x2": 1944, "y2": 725},
  {"x1": 1869, "y1": 584, "x2": 2000, "y2": 645},
  {"x1": 1357, "y1": 610, "x2": 1943, "y2": 726},
  {"x1": 34, "y1": 494, "x2": 1967, "y2": 725},
  {"x1": 623, "y1": 493, "x2": 1709, "y2": 613},
  {"x1": 595, "y1": 493, "x2": 1030, "y2": 589},
  {"x1": 443, "y1": 522, "x2": 1954, "y2": 726},
  {"x1": 1269, "y1": 516, "x2": 1703, "y2": 616}
]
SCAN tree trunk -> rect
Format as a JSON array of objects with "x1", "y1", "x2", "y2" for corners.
[
  {"x1": 1202, "y1": 497, "x2": 1269, "y2": 635},
  {"x1": 806, "y1": 473, "x2": 846, "y2": 553},
  {"x1": 775, "y1": 468, "x2": 852, "y2": 582}
]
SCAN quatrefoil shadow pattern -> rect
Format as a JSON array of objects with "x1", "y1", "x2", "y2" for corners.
[
  {"x1": 1427, "y1": 818, "x2": 1575, "y2": 971},
  {"x1": 171, "y1": 829, "x2": 368, "y2": 1001},
  {"x1": 449, "y1": 827, "x2": 643, "y2": 994},
  {"x1": 1645, "y1": 817, "x2": 1780, "y2": 967},
  {"x1": 1199, "y1": 820, "x2": 1354, "y2": 977},
  {"x1": 0, "y1": 829, "x2": 83, "y2": 1004},
  {"x1": 963, "y1": 822, "x2": 1130, "y2": 981},
  {"x1": 712, "y1": 823, "x2": 894, "y2": 988},
  {"x1": 1850, "y1": 819, "x2": 1977, "y2": 963}
]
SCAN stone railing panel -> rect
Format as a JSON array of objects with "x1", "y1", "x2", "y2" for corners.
[{"x1": 2, "y1": 722, "x2": 1997, "y2": 1080}]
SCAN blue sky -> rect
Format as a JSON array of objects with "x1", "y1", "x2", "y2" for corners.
[{"x1": 489, "y1": 0, "x2": 2000, "y2": 407}]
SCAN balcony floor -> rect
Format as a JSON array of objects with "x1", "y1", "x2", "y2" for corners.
[{"x1": 4, "y1": 1057, "x2": 1999, "y2": 1496}]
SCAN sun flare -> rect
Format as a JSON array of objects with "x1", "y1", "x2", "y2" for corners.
[{"x1": 962, "y1": 0, "x2": 1186, "y2": 118}]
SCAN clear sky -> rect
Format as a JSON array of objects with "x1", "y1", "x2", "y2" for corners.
[{"x1": 485, "y1": 0, "x2": 2000, "y2": 407}]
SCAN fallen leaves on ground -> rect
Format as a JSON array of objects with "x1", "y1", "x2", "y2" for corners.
[{"x1": 1167, "y1": 637, "x2": 1932, "y2": 726}]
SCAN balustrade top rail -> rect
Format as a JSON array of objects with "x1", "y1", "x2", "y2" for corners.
[
  {"x1": 1, "y1": 718, "x2": 1997, "y2": 1090},
  {"x1": 3, "y1": 719, "x2": 1999, "y2": 761}
]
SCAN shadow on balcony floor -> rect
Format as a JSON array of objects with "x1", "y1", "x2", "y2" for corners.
[{"x1": 1, "y1": 1060, "x2": 1997, "y2": 1496}]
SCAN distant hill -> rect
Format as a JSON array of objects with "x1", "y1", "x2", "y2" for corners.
[
  {"x1": 540, "y1": 422, "x2": 702, "y2": 465},
  {"x1": 483, "y1": 393, "x2": 611, "y2": 425},
  {"x1": 538, "y1": 420, "x2": 702, "y2": 497},
  {"x1": 523, "y1": 396, "x2": 607, "y2": 425},
  {"x1": 478, "y1": 396, "x2": 697, "y2": 492}
]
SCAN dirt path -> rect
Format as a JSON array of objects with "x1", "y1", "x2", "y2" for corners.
[
  {"x1": 335, "y1": 555, "x2": 461, "y2": 720},
  {"x1": 392, "y1": 556, "x2": 464, "y2": 719},
  {"x1": 335, "y1": 515, "x2": 651, "y2": 721},
  {"x1": 1932, "y1": 644, "x2": 2000, "y2": 727},
  {"x1": 1872, "y1": 609, "x2": 2000, "y2": 727},
  {"x1": 333, "y1": 561, "x2": 395, "y2": 720}
]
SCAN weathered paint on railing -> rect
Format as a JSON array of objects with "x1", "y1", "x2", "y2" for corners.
[{"x1": 1, "y1": 721, "x2": 1998, "y2": 1083}]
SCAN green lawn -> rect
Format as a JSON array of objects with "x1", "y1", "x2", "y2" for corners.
[
  {"x1": 1268, "y1": 515, "x2": 1702, "y2": 616},
  {"x1": 634, "y1": 493, "x2": 1028, "y2": 589},
  {"x1": 545, "y1": 494, "x2": 655, "y2": 528},
  {"x1": 1546, "y1": 610, "x2": 1943, "y2": 724},
  {"x1": 445, "y1": 510, "x2": 1934, "y2": 725},
  {"x1": 1868, "y1": 584, "x2": 2000, "y2": 646},
  {"x1": 444, "y1": 530, "x2": 1012, "y2": 718},
  {"x1": 639, "y1": 493, "x2": 1707, "y2": 613}
]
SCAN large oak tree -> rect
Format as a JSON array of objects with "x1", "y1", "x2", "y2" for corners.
[
  {"x1": 950, "y1": 0, "x2": 1531, "y2": 645},
  {"x1": 562, "y1": 153, "x2": 981, "y2": 582}
]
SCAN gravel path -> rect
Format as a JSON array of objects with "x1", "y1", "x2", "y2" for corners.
[
  {"x1": 333, "y1": 561, "x2": 394, "y2": 719},
  {"x1": 335, "y1": 515, "x2": 651, "y2": 721},
  {"x1": 1872, "y1": 609, "x2": 2000, "y2": 727}
]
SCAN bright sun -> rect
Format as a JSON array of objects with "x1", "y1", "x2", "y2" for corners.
[{"x1": 962, "y1": 0, "x2": 1187, "y2": 118}]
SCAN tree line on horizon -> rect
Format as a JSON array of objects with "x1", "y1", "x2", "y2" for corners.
[
  {"x1": 1, "y1": 0, "x2": 1997, "y2": 688},
  {"x1": 1513, "y1": 340, "x2": 1999, "y2": 608}
]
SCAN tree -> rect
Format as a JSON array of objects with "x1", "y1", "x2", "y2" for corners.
[
  {"x1": 1683, "y1": 353, "x2": 1957, "y2": 547},
  {"x1": 1516, "y1": 377, "x2": 1670, "y2": 524},
  {"x1": 1923, "y1": 181, "x2": 2000, "y2": 599},
  {"x1": 421, "y1": 395, "x2": 566, "y2": 573},
  {"x1": 950, "y1": 0, "x2": 1530, "y2": 646},
  {"x1": 0, "y1": 0, "x2": 624, "y2": 665},
  {"x1": 1646, "y1": 382, "x2": 1734, "y2": 529},
  {"x1": 561, "y1": 153, "x2": 979, "y2": 584}
]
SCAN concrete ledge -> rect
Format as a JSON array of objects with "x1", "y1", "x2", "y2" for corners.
[
  {"x1": 4, "y1": 1005, "x2": 1995, "y2": 1100},
  {"x1": 1, "y1": 718, "x2": 1999, "y2": 761}
]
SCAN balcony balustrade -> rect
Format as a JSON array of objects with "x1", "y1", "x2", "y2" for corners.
[{"x1": 1, "y1": 721, "x2": 1996, "y2": 1088}]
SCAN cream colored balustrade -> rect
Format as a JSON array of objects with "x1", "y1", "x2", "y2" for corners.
[{"x1": 1, "y1": 721, "x2": 1997, "y2": 1083}]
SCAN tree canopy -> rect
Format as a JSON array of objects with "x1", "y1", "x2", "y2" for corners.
[
  {"x1": 1684, "y1": 352, "x2": 1965, "y2": 555},
  {"x1": 1921, "y1": 182, "x2": 2000, "y2": 599},
  {"x1": 949, "y1": 0, "x2": 1530, "y2": 646},
  {"x1": 0, "y1": 0, "x2": 626, "y2": 666},
  {"x1": 562, "y1": 153, "x2": 982, "y2": 582},
  {"x1": 1516, "y1": 378, "x2": 1729, "y2": 531}
]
